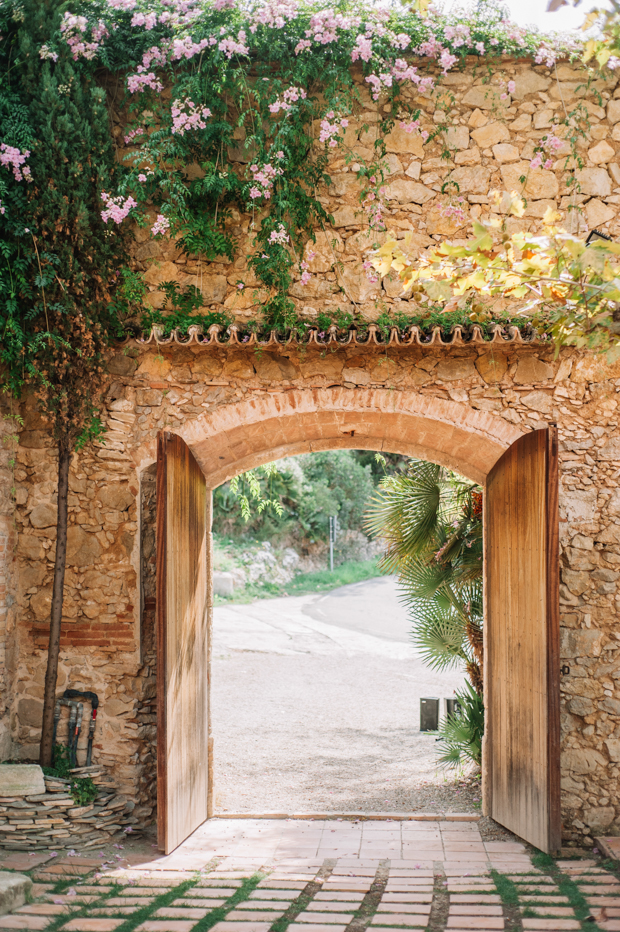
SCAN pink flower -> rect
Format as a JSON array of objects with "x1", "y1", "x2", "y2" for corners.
[
  {"x1": 127, "y1": 71, "x2": 163, "y2": 94},
  {"x1": 124, "y1": 127, "x2": 143, "y2": 144},
  {"x1": 60, "y1": 12, "x2": 107, "y2": 60},
  {"x1": 507, "y1": 80, "x2": 516, "y2": 93},
  {"x1": 151, "y1": 214, "x2": 170, "y2": 236},
  {"x1": 171, "y1": 98, "x2": 211, "y2": 135},
  {"x1": 100, "y1": 192, "x2": 137, "y2": 224},
  {"x1": 269, "y1": 223, "x2": 289, "y2": 244},
  {"x1": 269, "y1": 85, "x2": 307, "y2": 114},
  {"x1": 400, "y1": 119, "x2": 421, "y2": 135},
  {"x1": 218, "y1": 30, "x2": 249, "y2": 58},
  {"x1": 0, "y1": 143, "x2": 32, "y2": 182},
  {"x1": 439, "y1": 48, "x2": 458, "y2": 74}
]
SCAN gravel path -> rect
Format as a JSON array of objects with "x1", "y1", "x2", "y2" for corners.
[{"x1": 212, "y1": 578, "x2": 479, "y2": 814}]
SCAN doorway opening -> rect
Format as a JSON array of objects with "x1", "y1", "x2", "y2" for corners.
[{"x1": 209, "y1": 450, "x2": 475, "y2": 817}]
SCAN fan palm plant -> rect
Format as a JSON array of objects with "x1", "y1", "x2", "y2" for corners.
[{"x1": 365, "y1": 460, "x2": 484, "y2": 694}]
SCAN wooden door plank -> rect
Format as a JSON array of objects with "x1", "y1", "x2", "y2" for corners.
[
  {"x1": 546, "y1": 426, "x2": 561, "y2": 854},
  {"x1": 156, "y1": 432, "x2": 168, "y2": 850},
  {"x1": 156, "y1": 431, "x2": 209, "y2": 854},
  {"x1": 485, "y1": 427, "x2": 560, "y2": 854}
]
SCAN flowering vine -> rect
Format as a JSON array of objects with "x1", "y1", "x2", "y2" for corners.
[{"x1": 2, "y1": 0, "x2": 593, "y2": 334}]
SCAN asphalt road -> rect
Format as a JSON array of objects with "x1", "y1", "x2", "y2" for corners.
[{"x1": 302, "y1": 575, "x2": 413, "y2": 642}]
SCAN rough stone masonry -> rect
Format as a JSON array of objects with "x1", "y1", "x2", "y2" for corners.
[{"x1": 2, "y1": 57, "x2": 620, "y2": 846}]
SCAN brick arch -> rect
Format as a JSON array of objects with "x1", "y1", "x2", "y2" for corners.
[{"x1": 134, "y1": 388, "x2": 524, "y2": 486}]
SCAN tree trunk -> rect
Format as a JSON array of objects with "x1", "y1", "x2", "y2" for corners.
[{"x1": 39, "y1": 440, "x2": 71, "y2": 768}]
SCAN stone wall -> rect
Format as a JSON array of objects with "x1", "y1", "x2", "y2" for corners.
[
  {"x1": 5, "y1": 338, "x2": 620, "y2": 846},
  {"x1": 3, "y1": 56, "x2": 620, "y2": 845},
  {"x1": 0, "y1": 408, "x2": 18, "y2": 762},
  {"x1": 119, "y1": 57, "x2": 620, "y2": 323}
]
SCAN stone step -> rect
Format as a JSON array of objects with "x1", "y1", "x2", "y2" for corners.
[{"x1": 0, "y1": 871, "x2": 32, "y2": 916}]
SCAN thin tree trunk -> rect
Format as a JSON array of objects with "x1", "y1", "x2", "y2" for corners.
[{"x1": 39, "y1": 440, "x2": 71, "y2": 768}]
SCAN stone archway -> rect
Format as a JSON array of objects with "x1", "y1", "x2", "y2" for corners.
[
  {"x1": 151, "y1": 388, "x2": 560, "y2": 854},
  {"x1": 134, "y1": 387, "x2": 525, "y2": 486}
]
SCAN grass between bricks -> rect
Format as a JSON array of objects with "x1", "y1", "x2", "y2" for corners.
[
  {"x1": 15, "y1": 871, "x2": 265, "y2": 932},
  {"x1": 268, "y1": 861, "x2": 335, "y2": 932},
  {"x1": 115, "y1": 873, "x2": 265, "y2": 932},
  {"x1": 426, "y1": 868, "x2": 449, "y2": 932},
  {"x1": 16, "y1": 879, "x2": 127, "y2": 932},
  {"x1": 531, "y1": 851, "x2": 604, "y2": 931},
  {"x1": 490, "y1": 869, "x2": 522, "y2": 932},
  {"x1": 347, "y1": 861, "x2": 389, "y2": 932}
]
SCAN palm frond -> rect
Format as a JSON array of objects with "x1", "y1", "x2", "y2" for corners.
[
  {"x1": 435, "y1": 681, "x2": 484, "y2": 770},
  {"x1": 409, "y1": 601, "x2": 469, "y2": 671},
  {"x1": 364, "y1": 461, "x2": 442, "y2": 562}
]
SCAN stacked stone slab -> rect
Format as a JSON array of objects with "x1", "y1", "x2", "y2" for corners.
[{"x1": 0, "y1": 768, "x2": 138, "y2": 850}]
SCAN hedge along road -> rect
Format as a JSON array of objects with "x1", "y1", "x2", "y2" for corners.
[{"x1": 211, "y1": 576, "x2": 475, "y2": 816}]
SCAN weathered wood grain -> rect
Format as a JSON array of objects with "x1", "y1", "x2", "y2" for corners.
[
  {"x1": 156, "y1": 431, "x2": 209, "y2": 854},
  {"x1": 485, "y1": 427, "x2": 560, "y2": 854}
]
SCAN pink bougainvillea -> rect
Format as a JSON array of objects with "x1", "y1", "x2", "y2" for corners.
[
  {"x1": 268, "y1": 223, "x2": 289, "y2": 244},
  {"x1": 299, "y1": 253, "x2": 314, "y2": 285},
  {"x1": 100, "y1": 192, "x2": 137, "y2": 224},
  {"x1": 60, "y1": 12, "x2": 108, "y2": 60},
  {"x1": 127, "y1": 71, "x2": 163, "y2": 93},
  {"x1": 171, "y1": 98, "x2": 212, "y2": 134},
  {"x1": 151, "y1": 214, "x2": 170, "y2": 235},
  {"x1": 269, "y1": 86, "x2": 307, "y2": 113},
  {"x1": 440, "y1": 196, "x2": 468, "y2": 224},
  {"x1": 218, "y1": 30, "x2": 249, "y2": 58},
  {"x1": 0, "y1": 144, "x2": 32, "y2": 182},
  {"x1": 530, "y1": 128, "x2": 563, "y2": 169},
  {"x1": 319, "y1": 111, "x2": 349, "y2": 147},
  {"x1": 248, "y1": 162, "x2": 282, "y2": 200},
  {"x1": 250, "y1": 0, "x2": 299, "y2": 30}
]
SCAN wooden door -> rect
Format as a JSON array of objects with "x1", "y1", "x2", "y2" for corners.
[
  {"x1": 485, "y1": 427, "x2": 560, "y2": 854},
  {"x1": 157, "y1": 431, "x2": 210, "y2": 853}
]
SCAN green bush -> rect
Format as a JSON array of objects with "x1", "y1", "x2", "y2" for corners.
[
  {"x1": 214, "y1": 450, "x2": 376, "y2": 544},
  {"x1": 42, "y1": 744, "x2": 98, "y2": 807}
]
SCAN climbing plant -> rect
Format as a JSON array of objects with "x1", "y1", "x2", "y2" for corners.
[{"x1": 0, "y1": 0, "x2": 129, "y2": 766}]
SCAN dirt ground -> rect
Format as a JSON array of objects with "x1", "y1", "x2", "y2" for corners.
[{"x1": 211, "y1": 578, "x2": 479, "y2": 815}]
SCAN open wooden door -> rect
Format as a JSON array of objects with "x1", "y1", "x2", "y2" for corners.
[
  {"x1": 485, "y1": 427, "x2": 560, "y2": 854},
  {"x1": 157, "y1": 431, "x2": 209, "y2": 853}
]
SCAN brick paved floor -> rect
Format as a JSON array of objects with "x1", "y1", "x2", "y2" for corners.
[{"x1": 1, "y1": 820, "x2": 619, "y2": 931}]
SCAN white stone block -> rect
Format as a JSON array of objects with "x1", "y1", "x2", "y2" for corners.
[{"x1": 0, "y1": 764, "x2": 45, "y2": 797}]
